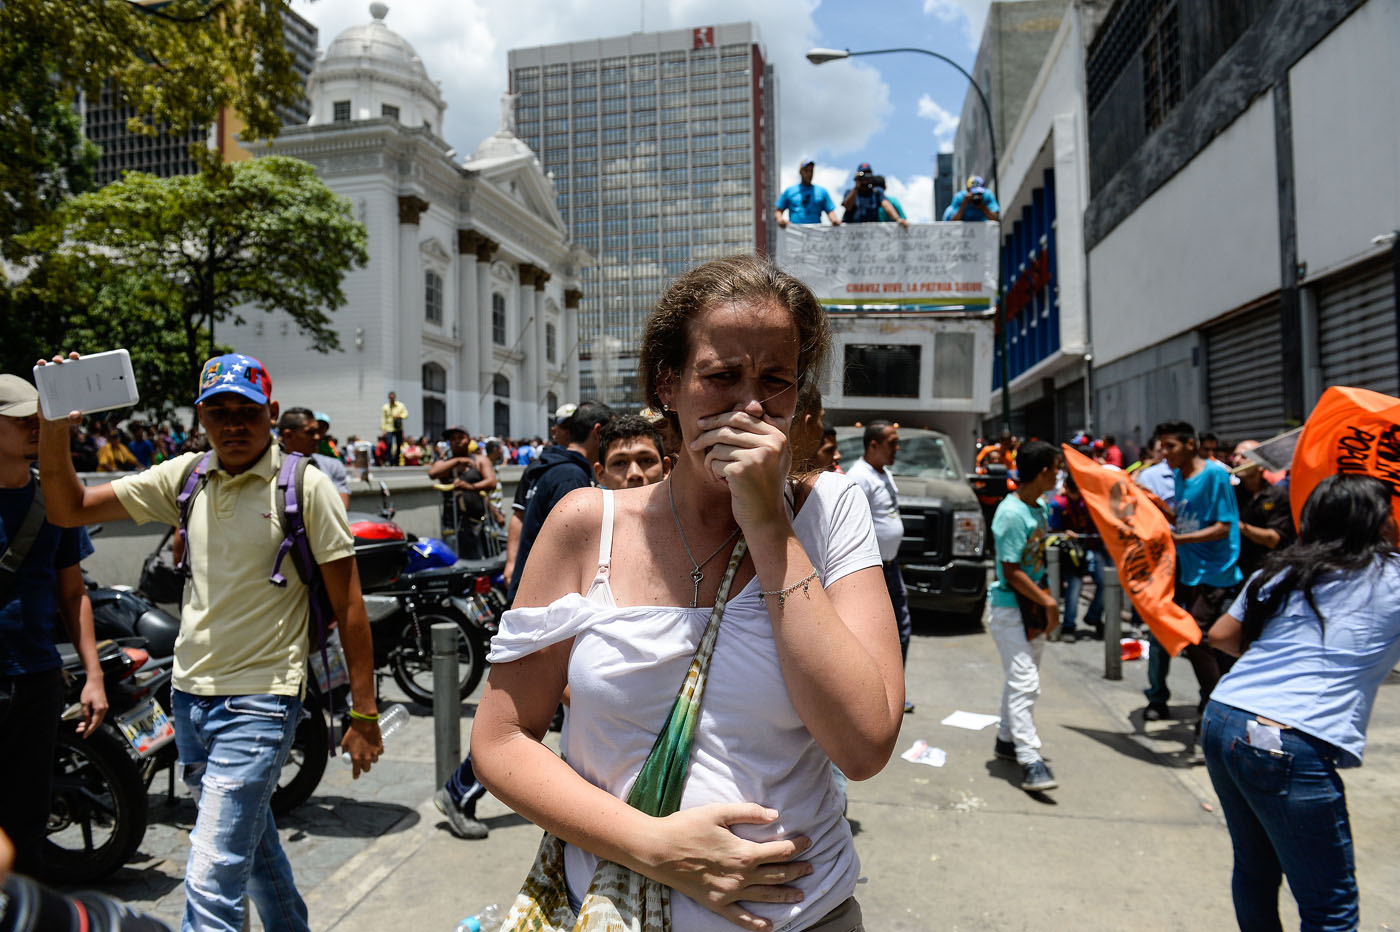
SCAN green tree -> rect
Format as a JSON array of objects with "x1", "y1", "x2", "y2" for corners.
[
  {"x1": 10, "y1": 156, "x2": 368, "y2": 417},
  {"x1": 0, "y1": 0, "x2": 304, "y2": 257},
  {"x1": 0, "y1": 46, "x2": 100, "y2": 252}
]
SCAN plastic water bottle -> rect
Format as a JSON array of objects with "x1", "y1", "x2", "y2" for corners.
[
  {"x1": 340, "y1": 702, "x2": 408, "y2": 763},
  {"x1": 455, "y1": 904, "x2": 505, "y2": 932}
]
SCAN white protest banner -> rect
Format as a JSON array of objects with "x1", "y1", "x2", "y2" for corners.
[{"x1": 777, "y1": 222, "x2": 999, "y2": 309}]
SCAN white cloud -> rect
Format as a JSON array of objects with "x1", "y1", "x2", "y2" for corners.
[
  {"x1": 294, "y1": 0, "x2": 892, "y2": 170},
  {"x1": 882, "y1": 174, "x2": 934, "y2": 224},
  {"x1": 921, "y1": 0, "x2": 991, "y2": 49},
  {"x1": 916, "y1": 93, "x2": 959, "y2": 141}
]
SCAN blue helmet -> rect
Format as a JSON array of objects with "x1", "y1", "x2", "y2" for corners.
[{"x1": 405, "y1": 538, "x2": 458, "y2": 573}]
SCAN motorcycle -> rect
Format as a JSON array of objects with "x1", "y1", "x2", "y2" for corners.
[
  {"x1": 84, "y1": 566, "x2": 344, "y2": 818},
  {"x1": 351, "y1": 485, "x2": 506, "y2": 706},
  {"x1": 357, "y1": 533, "x2": 504, "y2": 706},
  {"x1": 41, "y1": 640, "x2": 168, "y2": 885}
]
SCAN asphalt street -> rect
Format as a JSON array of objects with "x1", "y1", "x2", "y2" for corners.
[{"x1": 70, "y1": 607, "x2": 1400, "y2": 931}]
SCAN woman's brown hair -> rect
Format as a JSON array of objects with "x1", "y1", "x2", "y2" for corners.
[{"x1": 639, "y1": 254, "x2": 832, "y2": 423}]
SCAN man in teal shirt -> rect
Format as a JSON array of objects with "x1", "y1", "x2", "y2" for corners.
[
  {"x1": 1141, "y1": 421, "x2": 1242, "y2": 738},
  {"x1": 988, "y1": 440, "x2": 1061, "y2": 792}
]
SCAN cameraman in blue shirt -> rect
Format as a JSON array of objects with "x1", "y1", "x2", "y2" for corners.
[
  {"x1": 842, "y1": 162, "x2": 908, "y2": 226},
  {"x1": 942, "y1": 175, "x2": 1002, "y2": 222},
  {"x1": 774, "y1": 159, "x2": 841, "y2": 228}
]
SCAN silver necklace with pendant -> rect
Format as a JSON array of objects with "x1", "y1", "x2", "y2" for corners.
[{"x1": 667, "y1": 476, "x2": 741, "y2": 607}]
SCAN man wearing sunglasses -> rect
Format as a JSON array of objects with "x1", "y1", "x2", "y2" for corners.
[{"x1": 36, "y1": 352, "x2": 380, "y2": 932}]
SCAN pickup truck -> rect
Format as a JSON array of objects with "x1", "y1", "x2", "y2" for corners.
[{"x1": 835, "y1": 427, "x2": 990, "y2": 623}]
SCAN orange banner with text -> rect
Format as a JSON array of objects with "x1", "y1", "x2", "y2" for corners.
[
  {"x1": 1289, "y1": 386, "x2": 1400, "y2": 529},
  {"x1": 1061, "y1": 446, "x2": 1201, "y2": 656}
]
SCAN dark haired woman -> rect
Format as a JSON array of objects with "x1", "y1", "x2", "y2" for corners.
[
  {"x1": 472, "y1": 255, "x2": 904, "y2": 932},
  {"x1": 1202, "y1": 474, "x2": 1400, "y2": 932}
]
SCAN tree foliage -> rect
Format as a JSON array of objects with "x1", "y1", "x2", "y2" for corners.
[
  {"x1": 0, "y1": 0, "x2": 304, "y2": 255},
  {"x1": 8, "y1": 157, "x2": 368, "y2": 418},
  {"x1": 0, "y1": 43, "x2": 100, "y2": 255}
]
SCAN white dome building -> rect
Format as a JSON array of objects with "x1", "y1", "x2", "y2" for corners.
[
  {"x1": 306, "y1": 1, "x2": 446, "y2": 136},
  {"x1": 243, "y1": 4, "x2": 586, "y2": 442}
]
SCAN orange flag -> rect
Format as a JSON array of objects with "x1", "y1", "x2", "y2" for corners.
[
  {"x1": 1061, "y1": 445, "x2": 1201, "y2": 656},
  {"x1": 1289, "y1": 386, "x2": 1400, "y2": 528}
]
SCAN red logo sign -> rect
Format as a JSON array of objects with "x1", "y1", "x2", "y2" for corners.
[{"x1": 693, "y1": 26, "x2": 715, "y2": 48}]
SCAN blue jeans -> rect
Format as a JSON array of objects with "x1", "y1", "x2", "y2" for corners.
[
  {"x1": 172, "y1": 691, "x2": 310, "y2": 932},
  {"x1": 445, "y1": 754, "x2": 486, "y2": 812},
  {"x1": 1144, "y1": 583, "x2": 1232, "y2": 710},
  {"x1": 1062, "y1": 550, "x2": 1104, "y2": 633},
  {"x1": 882, "y1": 561, "x2": 911, "y2": 662},
  {"x1": 1201, "y1": 701, "x2": 1357, "y2": 932}
]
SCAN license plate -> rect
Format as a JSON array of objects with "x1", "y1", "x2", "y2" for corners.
[{"x1": 116, "y1": 697, "x2": 176, "y2": 758}]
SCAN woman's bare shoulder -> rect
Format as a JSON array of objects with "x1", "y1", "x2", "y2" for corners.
[{"x1": 542, "y1": 486, "x2": 607, "y2": 545}]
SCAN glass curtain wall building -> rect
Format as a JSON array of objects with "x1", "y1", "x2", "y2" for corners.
[{"x1": 508, "y1": 23, "x2": 778, "y2": 406}]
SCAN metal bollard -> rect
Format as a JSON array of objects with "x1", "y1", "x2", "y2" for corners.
[
  {"x1": 1102, "y1": 573, "x2": 1123, "y2": 680},
  {"x1": 1046, "y1": 543, "x2": 1061, "y2": 614},
  {"x1": 431, "y1": 622, "x2": 462, "y2": 789}
]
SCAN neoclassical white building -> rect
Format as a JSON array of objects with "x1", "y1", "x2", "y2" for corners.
[{"x1": 241, "y1": 2, "x2": 585, "y2": 442}]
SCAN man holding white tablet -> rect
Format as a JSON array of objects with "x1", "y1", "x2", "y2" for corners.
[{"x1": 35, "y1": 351, "x2": 381, "y2": 932}]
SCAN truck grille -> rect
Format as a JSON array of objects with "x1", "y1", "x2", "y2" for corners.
[{"x1": 897, "y1": 507, "x2": 946, "y2": 563}]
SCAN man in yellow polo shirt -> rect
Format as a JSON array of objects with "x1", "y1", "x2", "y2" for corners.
[{"x1": 36, "y1": 352, "x2": 381, "y2": 932}]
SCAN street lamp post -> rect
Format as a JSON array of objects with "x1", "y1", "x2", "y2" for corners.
[{"x1": 807, "y1": 47, "x2": 1010, "y2": 433}]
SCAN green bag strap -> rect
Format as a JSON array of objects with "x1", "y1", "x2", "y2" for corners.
[{"x1": 626, "y1": 536, "x2": 748, "y2": 818}]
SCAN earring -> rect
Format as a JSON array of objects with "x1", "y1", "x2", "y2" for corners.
[{"x1": 661, "y1": 403, "x2": 670, "y2": 412}]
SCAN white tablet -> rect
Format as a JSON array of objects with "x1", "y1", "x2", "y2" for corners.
[{"x1": 33, "y1": 349, "x2": 141, "y2": 420}]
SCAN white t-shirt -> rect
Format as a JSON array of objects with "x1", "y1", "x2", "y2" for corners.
[
  {"x1": 844, "y1": 457, "x2": 903, "y2": 562},
  {"x1": 488, "y1": 472, "x2": 882, "y2": 932}
]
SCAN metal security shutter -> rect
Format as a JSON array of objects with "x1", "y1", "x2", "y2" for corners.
[
  {"x1": 1205, "y1": 303, "x2": 1286, "y2": 440},
  {"x1": 1318, "y1": 259, "x2": 1398, "y2": 397}
]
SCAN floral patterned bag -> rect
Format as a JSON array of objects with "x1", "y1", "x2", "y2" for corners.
[{"x1": 499, "y1": 539, "x2": 749, "y2": 932}]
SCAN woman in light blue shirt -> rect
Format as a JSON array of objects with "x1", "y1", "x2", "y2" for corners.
[{"x1": 1203, "y1": 474, "x2": 1400, "y2": 932}]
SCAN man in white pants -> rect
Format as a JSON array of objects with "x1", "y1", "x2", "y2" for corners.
[{"x1": 987, "y1": 440, "x2": 1061, "y2": 793}]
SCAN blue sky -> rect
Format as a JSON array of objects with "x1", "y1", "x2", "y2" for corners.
[{"x1": 294, "y1": 0, "x2": 997, "y2": 221}]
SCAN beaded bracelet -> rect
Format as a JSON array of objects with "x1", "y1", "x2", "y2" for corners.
[
  {"x1": 759, "y1": 568, "x2": 820, "y2": 606},
  {"x1": 347, "y1": 709, "x2": 379, "y2": 722}
]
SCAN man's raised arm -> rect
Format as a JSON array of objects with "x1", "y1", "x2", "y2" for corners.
[{"x1": 35, "y1": 356, "x2": 132, "y2": 528}]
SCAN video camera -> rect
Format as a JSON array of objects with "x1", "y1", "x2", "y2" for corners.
[{"x1": 1, "y1": 873, "x2": 172, "y2": 931}]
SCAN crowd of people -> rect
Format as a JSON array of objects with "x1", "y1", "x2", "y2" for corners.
[
  {"x1": 981, "y1": 417, "x2": 1397, "y2": 930},
  {"x1": 773, "y1": 161, "x2": 998, "y2": 230},
  {"x1": 2, "y1": 251, "x2": 1396, "y2": 932}
]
